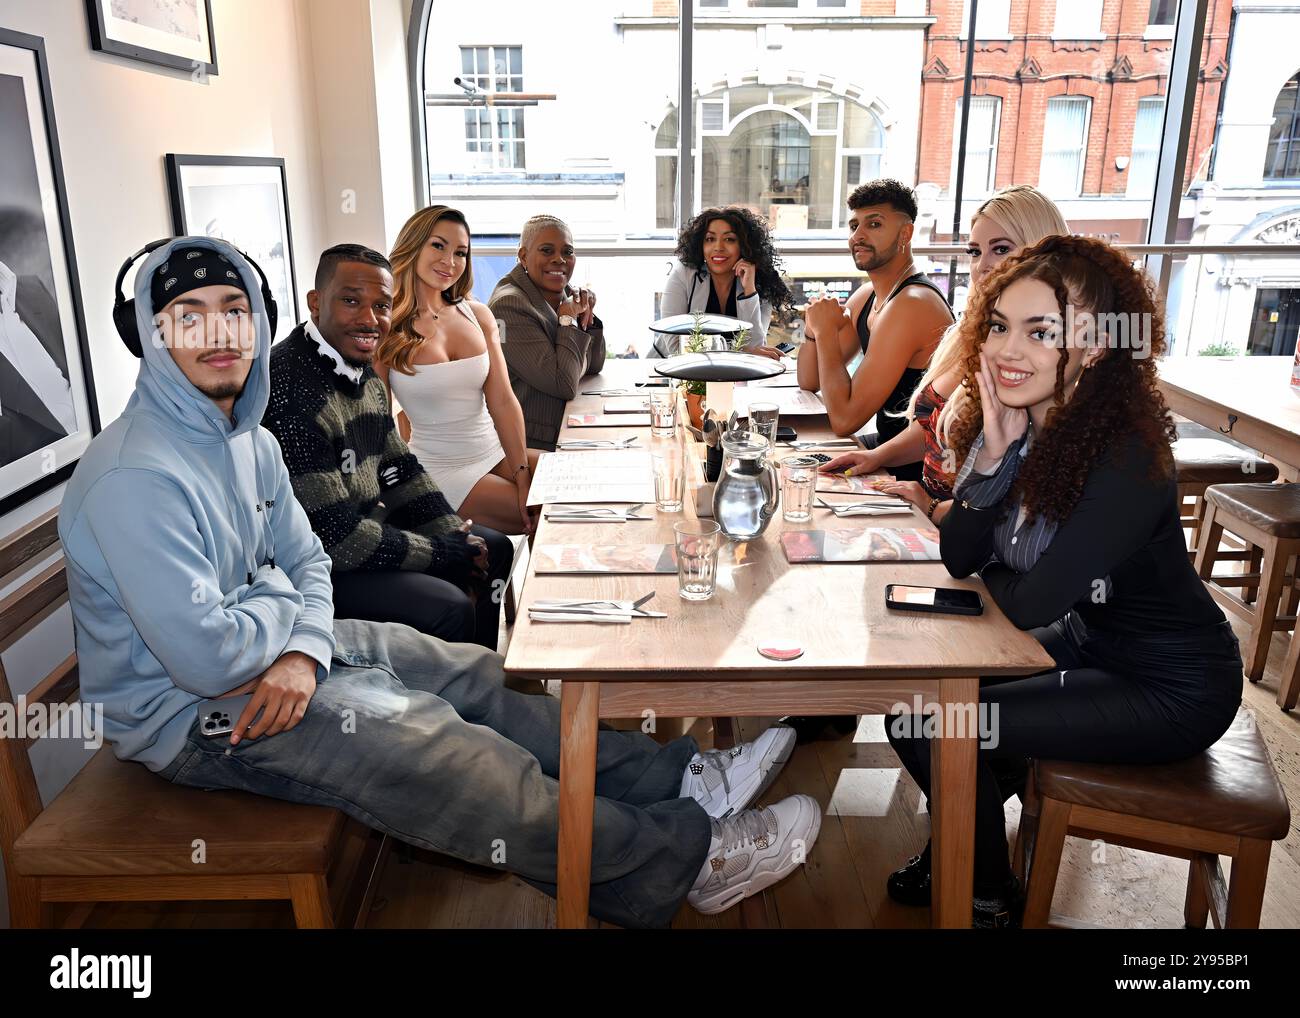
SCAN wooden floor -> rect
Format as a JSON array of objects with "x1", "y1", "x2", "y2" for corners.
[{"x1": 76, "y1": 592, "x2": 1300, "y2": 930}]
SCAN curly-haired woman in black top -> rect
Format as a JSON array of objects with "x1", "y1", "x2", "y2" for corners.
[
  {"x1": 652, "y1": 206, "x2": 795, "y2": 357},
  {"x1": 884, "y1": 235, "x2": 1243, "y2": 926}
]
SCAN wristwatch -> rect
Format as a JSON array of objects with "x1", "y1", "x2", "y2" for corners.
[{"x1": 558, "y1": 314, "x2": 578, "y2": 328}]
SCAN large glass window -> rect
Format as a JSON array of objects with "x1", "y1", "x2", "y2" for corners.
[
  {"x1": 413, "y1": 0, "x2": 1300, "y2": 358},
  {"x1": 1038, "y1": 97, "x2": 1091, "y2": 198},
  {"x1": 1266, "y1": 73, "x2": 1300, "y2": 181}
]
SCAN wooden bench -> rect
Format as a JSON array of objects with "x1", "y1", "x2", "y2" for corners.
[{"x1": 0, "y1": 508, "x2": 388, "y2": 928}]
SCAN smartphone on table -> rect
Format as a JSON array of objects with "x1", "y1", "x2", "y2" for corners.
[{"x1": 885, "y1": 584, "x2": 984, "y2": 616}]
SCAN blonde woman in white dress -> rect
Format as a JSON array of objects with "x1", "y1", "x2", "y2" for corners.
[{"x1": 375, "y1": 205, "x2": 541, "y2": 535}]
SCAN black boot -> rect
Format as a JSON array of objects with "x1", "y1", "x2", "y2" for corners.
[
  {"x1": 885, "y1": 842, "x2": 932, "y2": 906},
  {"x1": 971, "y1": 875, "x2": 1023, "y2": 929},
  {"x1": 778, "y1": 714, "x2": 858, "y2": 743}
]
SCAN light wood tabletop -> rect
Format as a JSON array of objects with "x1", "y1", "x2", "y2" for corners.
[
  {"x1": 506, "y1": 358, "x2": 1054, "y2": 929},
  {"x1": 1158, "y1": 355, "x2": 1300, "y2": 472}
]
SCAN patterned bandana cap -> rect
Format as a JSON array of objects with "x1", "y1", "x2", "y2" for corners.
[{"x1": 150, "y1": 245, "x2": 250, "y2": 315}]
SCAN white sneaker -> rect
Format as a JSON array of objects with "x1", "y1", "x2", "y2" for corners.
[
  {"x1": 680, "y1": 725, "x2": 796, "y2": 819},
  {"x1": 687, "y1": 794, "x2": 822, "y2": 915}
]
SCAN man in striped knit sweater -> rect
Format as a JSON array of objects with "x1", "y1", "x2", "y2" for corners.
[{"x1": 264, "y1": 244, "x2": 513, "y2": 649}]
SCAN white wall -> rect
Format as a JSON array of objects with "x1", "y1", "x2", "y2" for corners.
[
  {"x1": 0, "y1": 0, "x2": 417, "y2": 927},
  {"x1": 3, "y1": 0, "x2": 328, "y2": 427}
]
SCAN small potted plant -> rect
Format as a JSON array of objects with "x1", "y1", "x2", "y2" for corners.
[
  {"x1": 679, "y1": 313, "x2": 709, "y2": 429},
  {"x1": 678, "y1": 317, "x2": 751, "y2": 429}
]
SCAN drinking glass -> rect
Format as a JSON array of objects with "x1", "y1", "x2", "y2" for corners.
[
  {"x1": 674, "y1": 520, "x2": 721, "y2": 601},
  {"x1": 748, "y1": 402, "x2": 780, "y2": 449},
  {"x1": 652, "y1": 445, "x2": 685, "y2": 512},
  {"x1": 781, "y1": 455, "x2": 818, "y2": 523},
  {"x1": 650, "y1": 390, "x2": 677, "y2": 437}
]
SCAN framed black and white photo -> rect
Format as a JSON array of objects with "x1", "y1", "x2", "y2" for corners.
[
  {"x1": 0, "y1": 29, "x2": 100, "y2": 518},
  {"x1": 164, "y1": 154, "x2": 300, "y2": 342},
  {"x1": 85, "y1": 0, "x2": 218, "y2": 77}
]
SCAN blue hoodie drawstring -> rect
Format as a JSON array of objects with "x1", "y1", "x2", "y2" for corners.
[{"x1": 253, "y1": 438, "x2": 276, "y2": 572}]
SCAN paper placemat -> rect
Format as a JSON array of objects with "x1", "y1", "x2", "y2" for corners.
[
  {"x1": 526, "y1": 450, "x2": 656, "y2": 506},
  {"x1": 566, "y1": 413, "x2": 652, "y2": 428},
  {"x1": 532, "y1": 544, "x2": 678, "y2": 574}
]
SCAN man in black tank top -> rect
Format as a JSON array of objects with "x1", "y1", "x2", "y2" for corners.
[{"x1": 797, "y1": 180, "x2": 954, "y2": 481}]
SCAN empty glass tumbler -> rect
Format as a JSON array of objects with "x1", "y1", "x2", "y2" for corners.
[
  {"x1": 781, "y1": 455, "x2": 818, "y2": 523},
  {"x1": 674, "y1": 519, "x2": 721, "y2": 601}
]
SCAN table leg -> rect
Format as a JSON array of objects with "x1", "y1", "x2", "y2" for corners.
[
  {"x1": 557, "y1": 681, "x2": 600, "y2": 929},
  {"x1": 929, "y1": 676, "x2": 979, "y2": 929}
]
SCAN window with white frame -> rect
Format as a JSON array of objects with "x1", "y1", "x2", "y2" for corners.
[
  {"x1": 663, "y1": 84, "x2": 883, "y2": 231},
  {"x1": 459, "y1": 45, "x2": 525, "y2": 170},
  {"x1": 1054, "y1": 0, "x2": 1103, "y2": 38},
  {"x1": 959, "y1": 0, "x2": 1011, "y2": 38},
  {"x1": 1126, "y1": 95, "x2": 1165, "y2": 197},
  {"x1": 952, "y1": 96, "x2": 1001, "y2": 196},
  {"x1": 1148, "y1": 0, "x2": 1176, "y2": 25},
  {"x1": 1038, "y1": 96, "x2": 1091, "y2": 197},
  {"x1": 699, "y1": 0, "x2": 848, "y2": 10},
  {"x1": 1266, "y1": 72, "x2": 1300, "y2": 181}
]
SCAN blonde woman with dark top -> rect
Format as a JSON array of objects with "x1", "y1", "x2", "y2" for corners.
[{"x1": 375, "y1": 206, "x2": 540, "y2": 535}]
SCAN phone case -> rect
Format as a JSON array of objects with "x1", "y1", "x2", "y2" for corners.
[{"x1": 197, "y1": 694, "x2": 256, "y2": 737}]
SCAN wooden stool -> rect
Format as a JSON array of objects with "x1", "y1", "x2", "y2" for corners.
[
  {"x1": 1014, "y1": 707, "x2": 1291, "y2": 929},
  {"x1": 1174, "y1": 436, "x2": 1277, "y2": 556},
  {"x1": 1196, "y1": 482, "x2": 1300, "y2": 693}
]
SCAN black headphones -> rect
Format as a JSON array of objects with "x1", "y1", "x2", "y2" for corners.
[{"x1": 113, "y1": 238, "x2": 279, "y2": 358}]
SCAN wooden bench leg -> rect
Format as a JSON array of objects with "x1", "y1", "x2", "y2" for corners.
[
  {"x1": 7, "y1": 876, "x2": 52, "y2": 928},
  {"x1": 1243, "y1": 545, "x2": 1265, "y2": 605},
  {"x1": 1022, "y1": 795, "x2": 1071, "y2": 929},
  {"x1": 1244, "y1": 537, "x2": 1286, "y2": 683},
  {"x1": 1183, "y1": 853, "x2": 1211, "y2": 929},
  {"x1": 1279, "y1": 604, "x2": 1300, "y2": 711},
  {"x1": 1224, "y1": 838, "x2": 1272, "y2": 929},
  {"x1": 1012, "y1": 769, "x2": 1039, "y2": 885},
  {"x1": 289, "y1": 873, "x2": 334, "y2": 928},
  {"x1": 1194, "y1": 501, "x2": 1224, "y2": 581}
]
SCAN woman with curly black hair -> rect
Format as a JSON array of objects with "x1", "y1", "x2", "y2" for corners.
[
  {"x1": 884, "y1": 235, "x2": 1243, "y2": 926},
  {"x1": 652, "y1": 206, "x2": 794, "y2": 357}
]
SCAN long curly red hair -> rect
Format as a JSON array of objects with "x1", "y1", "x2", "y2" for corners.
[{"x1": 943, "y1": 235, "x2": 1176, "y2": 524}]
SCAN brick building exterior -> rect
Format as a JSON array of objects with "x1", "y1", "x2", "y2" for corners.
[{"x1": 919, "y1": 0, "x2": 1233, "y2": 240}]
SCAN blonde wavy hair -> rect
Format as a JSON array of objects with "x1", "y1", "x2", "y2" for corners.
[
  {"x1": 379, "y1": 205, "x2": 474, "y2": 375},
  {"x1": 908, "y1": 186, "x2": 1069, "y2": 443}
]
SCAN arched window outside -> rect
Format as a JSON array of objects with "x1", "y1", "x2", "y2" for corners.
[
  {"x1": 1266, "y1": 72, "x2": 1300, "y2": 180},
  {"x1": 655, "y1": 84, "x2": 884, "y2": 231}
]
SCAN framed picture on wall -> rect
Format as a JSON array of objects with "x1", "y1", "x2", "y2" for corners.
[
  {"x1": 85, "y1": 0, "x2": 218, "y2": 77},
  {"x1": 0, "y1": 29, "x2": 101, "y2": 518},
  {"x1": 164, "y1": 154, "x2": 300, "y2": 342}
]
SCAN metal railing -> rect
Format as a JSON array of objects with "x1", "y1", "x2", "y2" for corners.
[{"x1": 469, "y1": 242, "x2": 1300, "y2": 258}]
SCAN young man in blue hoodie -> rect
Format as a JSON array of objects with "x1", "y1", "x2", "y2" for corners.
[{"x1": 57, "y1": 236, "x2": 819, "y2": 927}]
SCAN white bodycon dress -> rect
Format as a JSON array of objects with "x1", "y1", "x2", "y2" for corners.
[{"x1": 388, "y1": 301, "x2": 506, "y2": 511}]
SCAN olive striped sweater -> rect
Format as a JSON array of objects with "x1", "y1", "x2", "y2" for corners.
[{"x1": 264, "y1": 324, "x2": 474, "y2": 581}]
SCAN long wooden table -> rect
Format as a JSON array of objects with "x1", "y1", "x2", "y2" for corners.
[
  {"x1": 503, "y1": 360, "x2": 1054, "y2": 928},
  {"x1": 1158, "y1": 355, "x2": 1300, "y2": 473}
]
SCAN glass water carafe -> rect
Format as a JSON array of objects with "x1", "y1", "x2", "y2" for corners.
[{"x1": 712, "y1": 430, "x2": 779, "y2": 540}]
